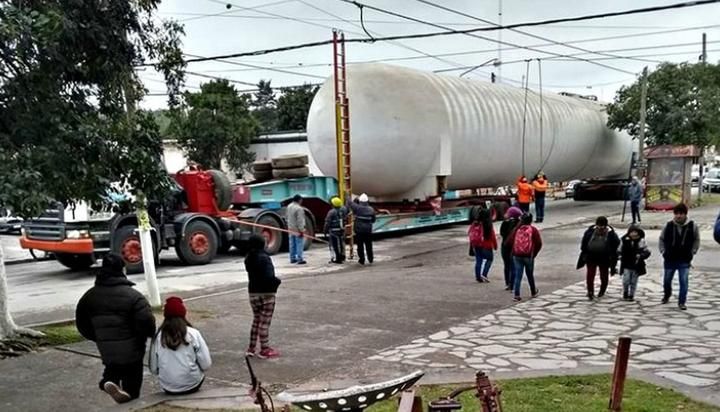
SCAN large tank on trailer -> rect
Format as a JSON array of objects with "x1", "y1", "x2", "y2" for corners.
[{"x1": 307, "y1": 63, "x2": 634, "y2": 201}]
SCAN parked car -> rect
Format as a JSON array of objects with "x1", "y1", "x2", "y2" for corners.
[
  {"x1": 702, "y1": 168, "x2": 720, "y2": 193},
  {"x1": 0, "y1": 208, "x2": 23, "y2": 234},
  {"x1": 565, "y1": 180, "x2": 582, "y2": 198},
  {"x1": 691, "y1": 164, "x2": 700, "y2": 185}
]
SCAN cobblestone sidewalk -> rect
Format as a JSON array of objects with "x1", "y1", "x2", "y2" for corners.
[{"x1": 369, "y1": 270, "x2": 720, "y2": 389}]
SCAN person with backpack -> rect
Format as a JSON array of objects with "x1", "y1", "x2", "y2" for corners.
[
  {"x1": 287, "y1": 194, "x2": 307, "y2": 265},
  {"x1": 618, "y1": 226, "x2": 651, "y2": 301},
  {"x1": 532, "y1": 172, "x2": 548, "y2": 223},
  {"x1": 244, "y1": 234, "x2": 282, "y2": 358},
  {"x1": 347, "y1": 193, "x2": 377, "y2": 265},
  {"x1": 577, "y1": 216, "x2": 621, "y2": 301},
  {"x1": 500, "y1": 206, "x2": 523, "y2": 290},
  {"x1": 506, "y1": 213, "x2": 542, "y2": 301},
  {"x1": 659, "y1": 203, "x2": 700, "y2": 310},
  {"x1": 149, "y1": 297, "x2": 212, "y2": 395},
  {"x1": 325, "y1": 196, "x2": 348, "y2": 264},
  {"x1": 468, "y1": 208, "x2": 497, "y2": 283},
  {"x1": 75, "y1": 254, "x2": 156, "y2": 403}
]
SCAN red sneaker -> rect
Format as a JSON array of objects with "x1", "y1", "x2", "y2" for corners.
[{"x1": 258, "y1": 347, "x2": 280, "y2": 359}]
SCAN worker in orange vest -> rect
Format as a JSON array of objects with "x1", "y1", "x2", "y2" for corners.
[
  {"x1": 532, "y1": 172, "x2": 549, "y2": 223},
  {"x1": 516, "y1": 176, "x2": 534, "y2": 213}
]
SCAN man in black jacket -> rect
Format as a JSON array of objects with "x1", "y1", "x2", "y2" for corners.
[
  {"x1": 659, "y1": 203, "x2": 700, "y2": 310},
  {"x1": 347, "y1": 193, "x2": 376, "y2": 265},
  {"x1": 76, "y1": 253, "x2": 156, "y2": 403}
]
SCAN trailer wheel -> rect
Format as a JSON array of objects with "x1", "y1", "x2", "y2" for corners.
[
  {"x1": 114, "y1": 225, "x2": 155, "y2": 274},
  {"x1": 254, "y1": 214, "x2": 283, "y2": 255},
  {"x1": 176, "y1": 220, "x2": 218, "y2": 265},
  {"x1": 55, "y1": 253, "x2": 95, "y2": 271},
  {"x1": 303, "y1": 212, "x2": 315, "y2": 251}
]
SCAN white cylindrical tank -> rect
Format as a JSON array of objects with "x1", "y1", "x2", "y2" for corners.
[{"x1": 307, "y1": 63, "x2": 634, "y2": 200}]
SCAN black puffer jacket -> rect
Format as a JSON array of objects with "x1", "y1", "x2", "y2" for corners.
[{"x1": 76, "y1": 268, "x2": 156, "y2": 365}]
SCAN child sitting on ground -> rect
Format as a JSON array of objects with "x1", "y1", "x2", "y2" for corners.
[
  {"x1": 150, "y1": 296, "x2": 212, "y2": 395},
  {"x1": 618, "y1": 225, "x2": 651, "y2": 301}
]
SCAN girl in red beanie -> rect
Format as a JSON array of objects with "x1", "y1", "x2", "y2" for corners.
[{"x1": 149, "y1": 296, "x2": 212, "y2": 394}]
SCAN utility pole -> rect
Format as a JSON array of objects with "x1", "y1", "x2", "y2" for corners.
[
  {"x1": 497, "y1": 0, "x2": 503, "y2": 83},
  {"x1": 637, "y1": 67, "x2": 648, "y2": 181},
  {"x1": 701, "y1": 32, "x2": 707, "y2": 63},
  {"x1": 698, "y1": 33, "x2": 707, "y2": 201}
]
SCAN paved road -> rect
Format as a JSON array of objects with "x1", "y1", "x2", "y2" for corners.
[{"x1": 0, "y1": 200, "x2": 663, "y2": 325}]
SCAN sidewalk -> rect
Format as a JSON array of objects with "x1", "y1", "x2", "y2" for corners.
[{"x1": 1, "y1": 203, "x2": 718, "y2": 412}]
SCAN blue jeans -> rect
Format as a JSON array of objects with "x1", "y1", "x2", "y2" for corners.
[
  {"x1": 289, "y1": 235, "x2": 304, "y2": 263},
  {"x1": 501, "y1": 246, "x2": 514, "y2": 287},
  {"x1": 474, "y1": 247, "x2": 494, "y2": 281},
  {"x1": 663, "y1": 261, "x2": 690, "y2": 305},
  {"x1": 535, "y1": 195, "x2": 545, "y2": 221},
  {"x1": 513, "y1": 256, "x2": 537, "y2": 297}
]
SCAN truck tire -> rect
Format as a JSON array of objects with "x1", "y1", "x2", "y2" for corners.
[
  {"x1": 252, "y1": 160, "x2": 273, "y2": 172},
  {"x1": 55, "y1": 253, "x2": 95, "y2": 271},
  {"x1": 254, "y1": 214, "x2": 283, "y2": 255},
  {"x1": 176, "y1": 220, "x2": 218, "y2": 265},
  {"x1": 272, "y1": 166, "x2": 310, "y2": 179},
  {"x1": 208, "y1": 169, "x2": 232, "y2": 211},
  {"x1": 113, "y1": 225, "x2": 155, "y2": 274},
  {"x1": 271, "y1": 154, "x2": 308, "y2": 169}
]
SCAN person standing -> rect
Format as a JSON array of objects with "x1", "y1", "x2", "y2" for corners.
[
  {"x1": 713, "y1": 208, "x2": 720, "y2": 244},
  {"x1": 286, "y1": 194, "x2": 307, "y2": 264},
  {"x1": 516, "y1": 176, "x2": 534, "y2": 213},
  {"x1": 618, "y1": 226, "x2": 651, "y2": 301},
  {"x1": 244, "y1": 234, "x2": 282, "y2": 358},
  {"x1": 532, "y1": 172, "x2": 548, "y2": 223},
  {"x1": 500, "y1": 206, "x2": 523, "y2": 290},
  {"x1": 628, "y1": 177, "x2": 643, "y2": 224},
  {"x1": 659, "y1": 203, "x2": 700, "y2": 310},
  {"x1": 347, "y1": 193, "x2": 376, "y2": 265},
  {"x1": 577, "y1": 216, "x2": 620, "y2": 301},
  {"x1": 149, "y1": 297, "x2": 212, "y2": 395},
  {"x1": 468, "y1": 208, "x2": 497, "y2": 283},
  {"x1": 506, "y1": 213, "x2": 542, "y2": 301},
  {"x1": 75, "y1": 254, "x2": 156, "y2": 404},
  {"x1": 325, "y1": 196, "x2": 347, "y2": 264}
]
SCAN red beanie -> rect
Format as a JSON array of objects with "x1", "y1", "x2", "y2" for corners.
[{"x1": 164, "y1": 296, "x2": 187, "y2": 318}]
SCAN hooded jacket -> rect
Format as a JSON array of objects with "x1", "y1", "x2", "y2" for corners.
[
  {"x1": 76, "y1": 268, "x2": 156, "y2": 365},
  {"x1": 577, "y1": 225, "x2": 620, "y2": 269},
  {"x1": 618, "y1": 228, "x2": 651, "y2": 275},
  {"x1": 347, "y1": 200, "x2": 376, "y2": 234},
  {"x1": 659, "y1": 218, "x2": 700, "y2": 263},
  {"x1": 244, "y1": 248, "x2": 281, "y2": 294},
  {"x1": 628, "y1": 181, "x2": 643, "y2": 203}
]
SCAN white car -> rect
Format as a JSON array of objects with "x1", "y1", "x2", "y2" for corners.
[
  {"x1": 702, "y1": 169, "x2": 720, "y2": 193},
  {"x1": 0, "y1": 208, "x2": 23, "y2": 234}
]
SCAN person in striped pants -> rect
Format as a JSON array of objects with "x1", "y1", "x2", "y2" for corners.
[{"x1": 244, "y1": 234, "x2": 282, "y2": 359}]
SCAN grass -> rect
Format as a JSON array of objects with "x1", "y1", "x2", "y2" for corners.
[
  {"x1": 37, "y1": 322, "x2": 85, "y2": 346},
  {"x1": 140, "y1": 375, "x2": 720, "y2": 412},
  {"x1": 693, "y1": 192, "x2": 720, "y2": 207}
]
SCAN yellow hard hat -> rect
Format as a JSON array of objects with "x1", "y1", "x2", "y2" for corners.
[{"x1": 331, "y1": 197, "x2": 343, "y2": 207}]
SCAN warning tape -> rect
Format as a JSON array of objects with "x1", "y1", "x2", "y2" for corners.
[{"x1": 220, "y1": 217, "x2": 329, "y2": 244}]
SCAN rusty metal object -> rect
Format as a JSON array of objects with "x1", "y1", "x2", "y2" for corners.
[
  {"x1": 427, "y1": 371, "x2": 503, "y2": 412},
  {"x1": 609, "y1": 337, "x2": 632, "y2": 411},
  {"x1": 246, "y1": 355, "x2": 273, "y2": 412}
]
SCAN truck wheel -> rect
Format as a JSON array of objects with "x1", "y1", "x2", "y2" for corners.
[
  {"x1": 176, "y1": 220, "x2": 218, "y2": 265},
  {"x1": 114, "y1": 225, "x2": 154, "y2": 274},
  {"x1": 207, "y1": 169, "x2": 232, "y2": 211},
  {"x1": 55, "y1": 253, "x2": 95, "y2": 271},
  {"x1": 303, "y1": 212, "x2": 315, "y2": 251},
  {"x1": 254, "y1": 214, "x2": 283, "y2": 255}
]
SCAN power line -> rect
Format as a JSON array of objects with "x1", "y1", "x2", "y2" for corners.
[
  {"x1": 184, "y1": 54, "x2": 327, "y2": 80},
  {"x1": 413, "y1": 0, "x2": 658, "y2": 64},
  {"x1": 179, "y1": 0, "x2": 297, "y2": 22},
  {"x1": 155, "y1": 1, "x2": 720, "y2": 67}
]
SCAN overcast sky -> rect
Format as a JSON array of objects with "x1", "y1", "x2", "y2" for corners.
[{"x1": 140, "y1": 0, "x2": 720, "y2": 109}]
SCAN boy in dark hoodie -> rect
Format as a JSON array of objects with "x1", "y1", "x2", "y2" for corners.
[
  {"x1": 244, "y1": 234, "x2": 282, "y2": 358},
  {"x1": 659, "y1": 203, "x2": 700, "y2": 310},
  {"x1": 618, "y1": 226, "x2": 651, "y2": 301}
]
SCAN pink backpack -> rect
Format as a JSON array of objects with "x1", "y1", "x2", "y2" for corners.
[
  {"x1": 513, "y1": 225, "x2": 534, "y2": 256},
  {"x1": 468, "y1": 224, "x2": 484, "y2": 247}
]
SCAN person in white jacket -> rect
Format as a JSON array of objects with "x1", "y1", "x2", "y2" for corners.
[{"x1": 149, "y1": 296, "x2": 212, "y2": 395}]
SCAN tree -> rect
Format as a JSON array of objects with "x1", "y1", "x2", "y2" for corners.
[
  {"x1": 607, "y1": 62, "x2": 720, "y2": 148},
  {"x1": 0, "y1": 1, "x2": 184, "y2": 339},
  {"x1": 172, "y1": 79, "x2": 258, "y2": 172},
  {"x1": 277, "y1": 84, "x2": 319, "y2": 131},
  {"x1": 252, "y1": 79, "x2": 278, "y2": 133}
]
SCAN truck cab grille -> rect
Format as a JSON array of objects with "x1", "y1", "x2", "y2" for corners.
[{"x1": 23, "y1": 204, "x2": 66, "y2": 241}]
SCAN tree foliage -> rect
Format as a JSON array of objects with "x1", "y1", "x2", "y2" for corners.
[
  {"x1": 172, "y1": 79, "x2": 258, "y2": 172},
  {"x1": 0, "y1": 0, "x2": 185, "y2": 218},
  {"x1": 252, "y1": 79, "x2": 278, "y2": 133},
  {"x1": 607, "y1": 62, "x2": 720, "y2": 148},
  {"x1": 277, "y1": 84, "x2": 319, "y2": 131}
]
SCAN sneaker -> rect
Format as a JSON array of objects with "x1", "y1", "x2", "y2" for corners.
[
  {"x1": 480, "y1": 276, "x2": 490, "y2": 283},
  {"x1": 103, "y1": 382, "x2": 131, "y2": 404},
  {"x1": 597, "y1": 292, "x2": 605, "y2": 298},
  {"x1": 504, "y1": 285, "x2": 512, "y2": 291},
  {"x1": 628, "y1": 297, "x2": 635, "y2": 302},
  {"x1": 679, "y1": 304, "x2": 687, "y2": 310},
  {"x1": 588, "y1": 295, "x2": 595, "y2": 301},
  {"x1": 290, "y1": 259, "x2": 298, "y2": 264},
  {"x1": 297, "y1": 260, "x2": 307, "y2": 265},
  {"x1": 245, "y1": 347, "x2": 256, "y2": 357},
  {"x1": 531, "y1": 289, "x2": 540, "y2": 298},
  {"x1": 258, "y1": 347, "x2": 281, "y2": 359},
  {"x1": 513, "y1": 296, "x2": 522, "y2": 302},
  {"x1": 358, "y1": 260, "x2": 365, "y2": 265},
  {"x1": 662, "y1": 298, "x2": 670, "y2": 304}
]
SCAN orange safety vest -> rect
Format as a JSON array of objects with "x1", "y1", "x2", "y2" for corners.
[
  {"x1": 517, "y1": 182, "x2": 534, "y2": 203},
  {"x1": 533, "y1": 178, "x2": 548, "y2": 193}
]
